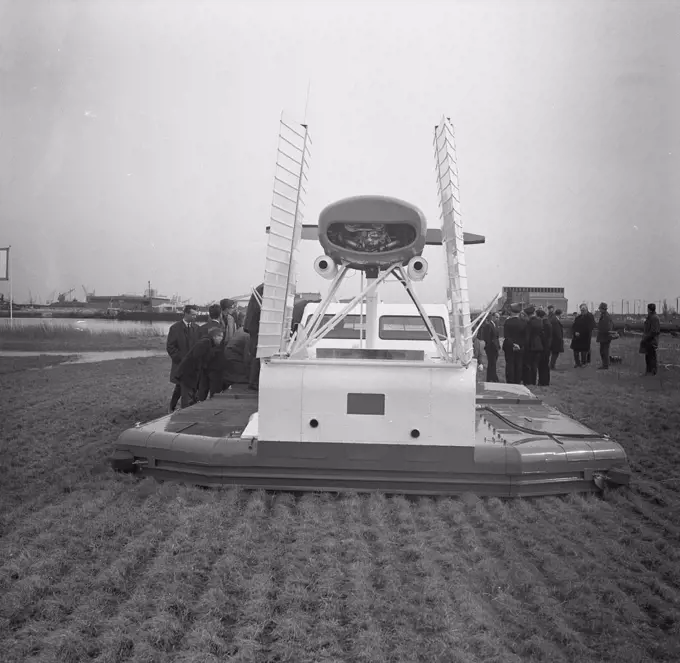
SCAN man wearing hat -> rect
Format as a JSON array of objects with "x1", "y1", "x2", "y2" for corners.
[
  {"x1": 595, "y1": 302, "x2": 614, "y2": 369},
  {"x1": 640, "y1": 303, "x2": 661, "y2": 375},
  {"x1": 501, "y1": 303, "x2": 526, "y2": 384}
]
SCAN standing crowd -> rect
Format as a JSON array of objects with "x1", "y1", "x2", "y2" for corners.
[
  {"x1": 166, "y1": 287, "x2": 265, "y2": 412},
  {"x1": 479, "y1": 301, "x2": 662, "y2": 386},
  {"x1": 165, "y1": 286, "x2": 663, "y2": 410}
]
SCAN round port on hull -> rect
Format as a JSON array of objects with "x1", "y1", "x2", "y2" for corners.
[
  {"x1": 410, "y1": 429, "x2": 420, "y2": 439},
  {"x1": 309, "y1": 418, "x2": 319, "y2": 428}
]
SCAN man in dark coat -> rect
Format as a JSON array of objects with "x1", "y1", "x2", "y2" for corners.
[
  {"x1": 523, "y1": 306, "x2": 544, "y2": 386},
  {"x1": 200, "y1": 303, "x2": 226, "y2": 337},
  {"x1": 595, "y1": 302, "x2": 614, "y2": 370},
  {"x1": 501, "y1": 303, "x2": 526, "y2": 384},
  {"x1": 166, "y1": 305, "x2": 200, "y2": 411},
  {"x1": 197, "y1": 304, "x2": 226, "y2": 401},
  {"x1": 536, "y1": 309, "x2": 552, "y2": 385},
  {"x1": 548, "y1": 306, "x2": 565, "y2": 370},
  {"x1": 481, "y1": 311, "x2": 501, "y2": 382},
  {"x1": 175, "y1": 326, "x2": 225, "y2": 406},
  {"x1": 640, "y1": 303, "x2": 661, "y2": 375},
  {"x1": 243, "y1": 283, "x2": 264, "y2": 391},
  {"x1": 223, "y1": 326, "x2": 252, "y2": 388},
  {"x1": 570, "y1": 304, "x2": 596, "y2": 367}
]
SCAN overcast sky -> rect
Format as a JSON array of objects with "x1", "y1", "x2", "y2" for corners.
[{"x1": 1, "y1": 0, "x2": 678, "y2": 311}]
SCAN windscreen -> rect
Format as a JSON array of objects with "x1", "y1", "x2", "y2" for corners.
[
  {"x1": 379, "y1": 315, "x2": 447, "y2": 341},
  {"x1": 306, "y1": 314, "x2": 364, "y2": 339},
  {"x1": 303, "y1": 313, "x2": 447, "y2": 341}
]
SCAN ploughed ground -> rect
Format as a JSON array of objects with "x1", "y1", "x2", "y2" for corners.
[{"x1": 0, "y1": 337, "x2": 679, "y2": 663}]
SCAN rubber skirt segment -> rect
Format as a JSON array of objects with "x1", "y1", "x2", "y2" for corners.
[
  {"x1": 134, "y1": 466, "x2": 613, "y2": 497},
  {"x1": 111, "y1": 449, "x2": 137, "y2": 474}
]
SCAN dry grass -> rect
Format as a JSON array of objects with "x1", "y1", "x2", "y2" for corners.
[
  {"x1": 0, "y1": 321, "x2": 166, "y2": 352},
  {"x1": 1, "y1": 342, "x2": 679, "y2": 662}
]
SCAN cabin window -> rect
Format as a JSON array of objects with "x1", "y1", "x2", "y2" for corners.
[
  {"x1": 379, "y1": 316, "x2": 447, "y2": 340},
  {"x1": 308, "y1": 314, "x2": 364, "y2": 338}
]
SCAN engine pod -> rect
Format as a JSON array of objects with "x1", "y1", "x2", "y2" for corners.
[{"x1": 318, "y1": 195, "x2": 427, "y2": 271}]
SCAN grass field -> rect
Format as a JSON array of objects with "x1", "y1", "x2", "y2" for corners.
[
  {"x1": 1, "y1": 337, "x2": 679, "y2": 662},
  {"x1": 0, "y1": 322, "x2": 166, "y2": 352}
]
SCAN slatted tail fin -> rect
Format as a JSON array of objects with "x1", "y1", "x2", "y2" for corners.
[
  {"x1": 258, "y1": 114, "x2": 311, "y2": 358},
  {"x1": 434, "y1": 116, "x2": 473, "y2": 365}
]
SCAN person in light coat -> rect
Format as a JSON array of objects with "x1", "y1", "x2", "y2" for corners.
[{"x1": 220, "y1": 298, "x2": 237, "y2": 345}]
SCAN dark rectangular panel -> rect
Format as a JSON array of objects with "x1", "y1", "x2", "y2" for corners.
[
  {"x1": 347, "y1": 393, "x2": 385, "y2": 415},
  {"x1": 316, "y1": 348, "x2": 424, "y2": 361}
]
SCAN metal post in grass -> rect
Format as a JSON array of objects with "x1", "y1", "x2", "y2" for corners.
[
  {"x1": 8, "y1": 246, "x2": 12, "y2": 328},
  {"x1": 0, "y1": 245, "x2": 11, "y2": 328}
]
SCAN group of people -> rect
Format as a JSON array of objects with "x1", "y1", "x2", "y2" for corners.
[
  {"x1": 166, "y1": 291, "x2": 264, "y2": 411},
  {"x1": 480, "y1": 303, "x2": 565, "y2": 386},
  {"x1": 167, "y1": 286, "x2": 663, "y2": 408},
  {"x1": 479, "y1": 301, "x2": 662, "y2": 385}
]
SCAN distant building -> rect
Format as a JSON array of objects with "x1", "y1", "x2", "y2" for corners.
[
  {"x1": 500, "y1": 286, "x2": 568, "y2": 313},
  {"x1": 84, "y1": 293, "x2": 171, "y2": 311}
]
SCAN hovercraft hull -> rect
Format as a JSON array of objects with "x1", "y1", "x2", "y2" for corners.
[{"x1": 111, "y1": 383, "x2": 630, "y2": 497}]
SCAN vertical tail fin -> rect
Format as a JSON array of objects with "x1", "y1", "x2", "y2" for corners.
[
  {"x1": 258, "y1": 114, "x2": 311, "y2": 358},
  {"x1": 434, "y1": 116, "x2": 473, "y2": 365}
]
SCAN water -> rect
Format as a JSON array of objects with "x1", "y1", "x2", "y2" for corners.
[
  {"x1": 0, "y1": 349, "x2": 166, "y2": 364},
  {"x1": 0, "y1": 318, "x2": 172, "y2": 335}
]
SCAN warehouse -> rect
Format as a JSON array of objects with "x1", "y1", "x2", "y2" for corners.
[{"x1": 500, "y1": 286, "x2": 568, "y2": 313}]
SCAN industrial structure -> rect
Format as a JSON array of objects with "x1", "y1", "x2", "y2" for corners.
[
  {"x1": 83, "y1": 291, "x2": 171, "y2": 312},
  {"x1": 499, "y1": 286, "x2": 568, "y2": 313}
]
